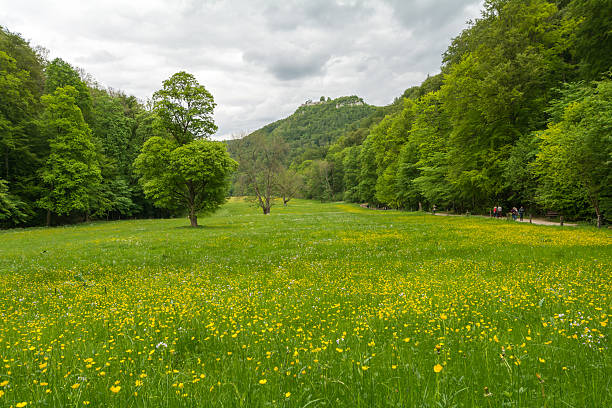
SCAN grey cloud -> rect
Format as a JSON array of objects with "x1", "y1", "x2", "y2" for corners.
[
  {"x1": 263, "y1": 0, "x2": 372, "y2": 31},
  {"x1": 384, "y1": 0, "x2": 482, "y2": 30},
  {"x1": 76, "y1": 50, "x2": 119, "y2": 64},
  {"x1": 243, "y1": 48, "x2": 331, "y2": 81},
  {"x1": 0, "y1": 0, "x2": 483, "y2": 139}
]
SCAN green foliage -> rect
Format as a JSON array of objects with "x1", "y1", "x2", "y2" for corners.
[
  {"x1": 567, "y1": 0, "x2": 612, "y2": 80},
  {"x1": 440, "y1": 0, "x2": 576, "y2": 211},
  {"x1": 410, "y1": 92, "x2": 454, "y2": 209},
  {"x1": 87, "y1": 88, "x2": 143, "y2": 218},
  {"x1": 342, "y1": 145, "x2": 361, "y2": 202},
  {"x1": 0, "y1": 46, "x2": 40, "y2": 223},
  {"x1": 235, "y1": 96, "x2": 376, "y2": 166},
  {"x1": 373, "y1": 100, "x2": 417, "y2": 207},
  {"x1": 134, "y1": 137, "x2": 237, "y2": 225},
  {"x1": 358, "y1": 134, "x2": 378, "y2": 204},
  {"x1": 37, "y1": 86, "x2": 102, "y2": 217},
  {"x1": 0, "y1": 52, "x2": 33, "y2": 169},
  {"x1": 153, "y1": 71, "x2": 217, "y2": 145},
  {"x1": 0, "y1": 25, "x2": 45, "y2": 101},
  {"x1": 0, "y1": 178, "x2": 28, "y2": 224},
  {"x1": 45, "y1": 58, "x2": 93, "y2": 122},
  {"x1": 535, "y1": 79, "x2": 612, "y2": 224}
]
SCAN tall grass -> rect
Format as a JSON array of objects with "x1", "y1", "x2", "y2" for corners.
[{"x1": 0, "y1": 199, "x2": 609, "y2": 406}]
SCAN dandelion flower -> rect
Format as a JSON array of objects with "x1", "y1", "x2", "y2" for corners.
[
  {"x1": 110, "y1": 385, "x2": 121, "y2": 393},
  {"x1": 434, "y1": 364, "x2": 443, "y2": 373},
  {"x1": 259, "y1": 379, "x2": 267, "y2": 385}
]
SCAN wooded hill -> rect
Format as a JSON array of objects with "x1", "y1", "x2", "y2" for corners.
[
  {"x1": 228, "y1": 0, "x2": 612, "y2": 225},
  {"x1": 230, "y1": 96, "x2": 377, "y2": 165}
]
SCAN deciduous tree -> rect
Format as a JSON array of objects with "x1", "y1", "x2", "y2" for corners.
[
  {"x1": 535, "y1": 79, "x2": 612, "y2": 227},
  {"x1": 134, "y1": 137, "x2": 237, "y2": 227},
  {"x1": 37, "y1": 86, "x2": 101, "y2": 225},
  {"x1": 232, "y1": 133, "x2": 288, "y2": 214},
  {"x1": 153, "y1": 71, "x2": 217, "y2": 145}
]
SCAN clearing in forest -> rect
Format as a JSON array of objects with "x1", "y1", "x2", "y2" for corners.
[{"x1": 0, "y1": 199, "x2": 609, "y2": 407}]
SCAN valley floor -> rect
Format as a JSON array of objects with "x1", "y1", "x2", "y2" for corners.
[{"x1": 0, "y1": 199, "x2": 610, "y2": 407}]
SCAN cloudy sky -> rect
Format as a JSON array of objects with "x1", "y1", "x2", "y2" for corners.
[{"x1": 1, "y1": 0, "x2": 483, "y2": 139}]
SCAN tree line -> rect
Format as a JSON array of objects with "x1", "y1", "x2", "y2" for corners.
[
  {"x1": 230, "y1": 0, "x2": 611, "y2": 226},
  {"x1": 0, "y1": 26, "x2": 235, "y2": 228},
  {"x1": 2, "y1": 0, "x2": 610, "y2": 228}
]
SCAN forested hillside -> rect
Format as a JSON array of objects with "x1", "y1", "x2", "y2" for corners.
[
  {"x1": 0, "y1": 26, "x2": 164, "y2": 227},
  {"x1": 232, "y1": 0, "x2": 611, "y2": 225},
  {"x1": 230, "y1": 96, "x2": 376, "y2": 164}
]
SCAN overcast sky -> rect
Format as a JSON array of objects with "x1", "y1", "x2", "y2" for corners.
[{"x1": 1, "y1": 0, "x2": 483, "y2": 139}]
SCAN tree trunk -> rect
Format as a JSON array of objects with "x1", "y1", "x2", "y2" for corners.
[
  {"x1": 46, "y1": 210, "x2": 51, "y2": 227},
  {"x1": 189, "y1": 207, "x2": 198, "y2": 227},
  {"x1": 263, "y1": 206, "x2": 270, "y2": 215}
]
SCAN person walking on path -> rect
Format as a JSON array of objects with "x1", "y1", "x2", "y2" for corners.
[
  {"x1": 512, "y1": 207, "x2": 518, "y2": 221},
  {"x1": 518, "y1": 206, "x2": 525, "y2": 221},
  {"x1": 498, "y1": 205, "x2": 503, "y2": 218},
  {"x1": 493, "y1": 206, "x2": 497, "y2": 218}
]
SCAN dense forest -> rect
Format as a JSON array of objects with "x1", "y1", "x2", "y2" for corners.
[
  {"x1": 1, "y1": 0, "x2": 611, "y2": 228},
  {"x1": 0, "y1": 25, "x2": 169, "y2": 227},
  {"x1": 231, "y1": 0, "x2": 611, "y2": 225}
]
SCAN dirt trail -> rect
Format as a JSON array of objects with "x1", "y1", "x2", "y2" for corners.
[{"x1": 434, "y1": 212, "x2": 577, "y2": 226}]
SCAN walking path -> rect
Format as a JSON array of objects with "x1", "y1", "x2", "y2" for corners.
[{"x1": 434, "y1": 212, "x2": 577, "y2": 226}]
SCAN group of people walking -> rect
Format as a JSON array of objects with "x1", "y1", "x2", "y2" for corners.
[{"x1": 492, "y1": 205, "x2": 525, "y2": 221}]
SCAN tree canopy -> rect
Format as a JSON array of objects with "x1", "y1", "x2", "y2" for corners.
[
  {"x1": 134, "y1": 137, "x2": 237, "y2": 226},
  {"x1": 135, "y1": 72, "x2": 236, "y2": 227},
  {"x1": 153, "y1": 71, "x2": 217, "y2": 145}
]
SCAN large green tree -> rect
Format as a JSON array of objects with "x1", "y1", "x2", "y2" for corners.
[
  {"x1": 37, "y1": 86, "x2": 102, "y2": 225},
  {"x1": 135, "y1": 72, "x2": 236, "y2": 226},
  {"x1": 153, "y1": 71, "x2": 217, "y2": 145},
  {"x1": 134, "y1": 137, "x2": 237, "y2": 226}
]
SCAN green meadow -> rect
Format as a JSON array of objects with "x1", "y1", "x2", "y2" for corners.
[{"x1": 0, "y1": 199, "x2": 610, "y2": 407}]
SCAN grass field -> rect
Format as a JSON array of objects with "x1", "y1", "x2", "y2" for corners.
[{"x1": 0, "y1": 199, "x2": 610, "y2": 407}]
